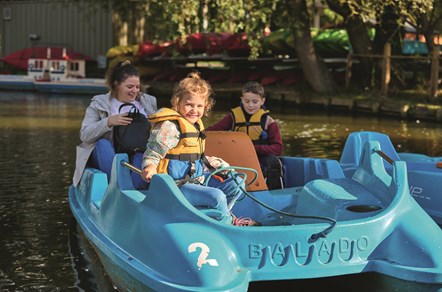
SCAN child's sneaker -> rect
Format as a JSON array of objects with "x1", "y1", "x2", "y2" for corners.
[{"x1": 232, "y1": 215, "x2": 262, "y2": 226}]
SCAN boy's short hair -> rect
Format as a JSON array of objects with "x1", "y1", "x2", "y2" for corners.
[{"x1": 242, "y1": 81, "x2": 264, "y2": 98}]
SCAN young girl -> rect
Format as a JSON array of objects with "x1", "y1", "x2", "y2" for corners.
[{"x1": 141, "y1": 71, "x2": 260, "y2": 226}]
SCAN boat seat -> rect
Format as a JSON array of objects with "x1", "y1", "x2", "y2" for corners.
[
  {"x1": 205, "y1": 131, "x2": 267, "y2": 191},
  {"x1": 340, "y1": 131, "x2": 400, "y2": 175},
  {"x1": 297, "y1": 141, "x2": 388, "y2": 220},
  {"x1": 80, "y1": 168, "x2": 108, "y2": 209},
  {"x1": 296, "y1": 178, "x2": 384, "y2": 220}
]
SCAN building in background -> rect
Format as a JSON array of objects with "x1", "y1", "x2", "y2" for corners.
[{"x1": 0, "y1": 0, "x2": 113, "y2": 73}]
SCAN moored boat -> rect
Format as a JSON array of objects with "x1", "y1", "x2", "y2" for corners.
[
  {"x1": 340, "y1": 130, "x2": 442, "y2": 225},
  {"x1": 0, "y1": 47, "x2": 108, "y2": 95},
  {"x1": 0, "y1": 74, "x2": 34, "y2": 90},
  {"x1": 1, "y1": 46, "x2": 93, "y2": 71},
  {"x1": 33, "y1": 78, "x2": 107, "y2": 95},
  {"x1": 69, "y1": 131, "x2": 442, "y2": 291}
]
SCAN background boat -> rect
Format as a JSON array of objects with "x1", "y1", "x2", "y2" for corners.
[
  {"x1": 1, "y1": 46, "x2": 94, "y2": 72},
  {"x1": 0, "y1": 47, "x2": 108, "y2": 95}
]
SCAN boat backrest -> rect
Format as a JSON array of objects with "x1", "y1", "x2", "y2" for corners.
[
  {"x1": 280, "y1": 157, "x2": 345, "y2": 187},
  {"x1": 351, "y1": 140, "x2": 394, "y2": 204},
  {"x1": 340, "y1": 131, "x2": 400, "y2": 174},
  {"x1": 205, "y1": 131, "x2": 267, "y2": 191}
]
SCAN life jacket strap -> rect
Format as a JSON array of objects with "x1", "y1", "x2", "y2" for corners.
[{"x1": 165, "y1": 153, "x2": 202, "y2": 162}]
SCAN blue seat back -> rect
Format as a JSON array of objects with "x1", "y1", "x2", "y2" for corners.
[
  {"x1": 340, "y1": 131, "x2": 400, "y2": 173},
  {"x1": 281, "y1": 157, "x2": 345, "y2": 188}
]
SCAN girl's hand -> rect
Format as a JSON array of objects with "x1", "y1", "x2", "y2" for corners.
[
  {"x1": 141, "y1": 164, "x2": 157, "y2": 182},
  {"x1": 206, "y1": 156, "x2": 231, "y2": 175},
  {"x1": 207, "y1": 156, "x2": 229, "y2": 169},
  {"x1": 108, "y1": 113, "x2": 132, "y2": 127}
]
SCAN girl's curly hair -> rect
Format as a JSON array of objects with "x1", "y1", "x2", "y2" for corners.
[{"x1": 171, "y1": 71, "x2": 215, "y2": 116}]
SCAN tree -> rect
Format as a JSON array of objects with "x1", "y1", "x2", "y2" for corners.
[
  {"x1": 325, "y1": 0, "x2": 373, "y2": 88},
  {"x1": 285, "y1": 0, "x2": 337, "y2": 94},
  {"x1": 326, "y1": 0, "x2": 434, "y2": 89},
  {"x1": 72, "y1": 0, "x2": 338, "y2": 94},
  {"x1": 74, "y1": 0, "x2": 437, "y2": 95},
  {"x1": 413, "y1": 1, "x2": 442, "y2": 53},
  {"x1": 194, "y1": 0, "x2": 338, "y2": 93}
]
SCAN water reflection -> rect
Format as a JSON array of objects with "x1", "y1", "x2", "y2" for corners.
[{"x1": 0, "y1": 91, "x2": 441, "y2": 290}]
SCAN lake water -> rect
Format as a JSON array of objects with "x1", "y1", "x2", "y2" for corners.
[{"x1": 0, "y1": 90, "x2": 442, "y2": 291}]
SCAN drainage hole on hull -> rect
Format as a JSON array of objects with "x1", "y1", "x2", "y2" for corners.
[{"x1": 346, "y1": 205, "x2": 382, "y2": 213}]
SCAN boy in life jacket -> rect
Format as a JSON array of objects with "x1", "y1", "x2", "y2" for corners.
[
  {"x1": 206, "y1": 81, "x2": 284, "y2": 189},
  {"x1": 141, "y1": 71, "x2": 260, "y2": 226}
]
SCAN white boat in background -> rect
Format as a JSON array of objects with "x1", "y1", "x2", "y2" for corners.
[
  {"x1": 0, "y1": 74, "x2": 35, "y2": 91},
  {"x1": 0, "y1": 47, "x2": 108, "y2": 95}
]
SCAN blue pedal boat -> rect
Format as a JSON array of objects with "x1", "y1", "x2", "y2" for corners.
[
  {"x1": 340, "y1": 131, "x2": 442, "y2": 225},
  {"x1": 69, "y1": 131, "x2": 442, "y2": 291}
]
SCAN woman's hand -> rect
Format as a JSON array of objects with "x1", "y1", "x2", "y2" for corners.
[
  {"x1": 141, "y1": 164, "x2": 157, "y2": 182},
  {"x1": 108, "y1": 113, "x2": 133, "y2": 127}
]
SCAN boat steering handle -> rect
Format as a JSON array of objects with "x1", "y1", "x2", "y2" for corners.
[{"x1": 121, "y1": 161, "x2": 142, "y2": 174}]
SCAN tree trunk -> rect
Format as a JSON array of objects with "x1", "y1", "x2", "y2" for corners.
[
  {"x1": 112, "y1": 12, "x2": 127, "y2": 46},
  {"x1": 373, "y1": 5, "x2": 402, "y2": 55},
  {"x1": 423, "y1": 31, "x2": 436, "y2": 53},
  {"x1": 285, "y1": 0, "x2": 337, "y2": 94},
  {"x1": 326, "y1": 0, "x2": 373, "y2": 88},
  {"x1": 419, "y1": 16, "x2": 436, "y2": 53}
]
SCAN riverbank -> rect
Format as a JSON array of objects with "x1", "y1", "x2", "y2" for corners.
[{"x1": 146, "y1": 80, "x2": 442, "y2": 123}]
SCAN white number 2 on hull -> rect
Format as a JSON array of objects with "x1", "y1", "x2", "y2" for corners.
[{"x1": 188, "y1": 242, "x2": 219, "y2": 270}]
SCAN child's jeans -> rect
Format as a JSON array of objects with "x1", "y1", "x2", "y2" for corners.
[{"x1": 179, "y1": 172, "x2": 245, "y2": 216}]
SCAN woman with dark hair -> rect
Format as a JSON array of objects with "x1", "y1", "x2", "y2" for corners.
[{"x1": 73, "y1": 60, "x2": 157, "y2": 189}]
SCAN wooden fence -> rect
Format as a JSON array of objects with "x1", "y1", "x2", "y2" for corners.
[{"x1": 345, "y1": 43, "x2": 440, "y2": 100}]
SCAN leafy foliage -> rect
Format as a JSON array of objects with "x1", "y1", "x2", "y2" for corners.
[
  {"x1": 330, "y1": 0, "x2": 434, "y2": 28},
  {"x1": 71, "y1": 0, "x2": 441, "y2": 94},
  {"x1": 72, "y1": 0, "x2": 438, "y2": 51}
]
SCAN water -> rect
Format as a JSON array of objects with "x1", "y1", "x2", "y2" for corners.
[{"x1": 0, "y1": 90, "x2": 442, "y2": 291}]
